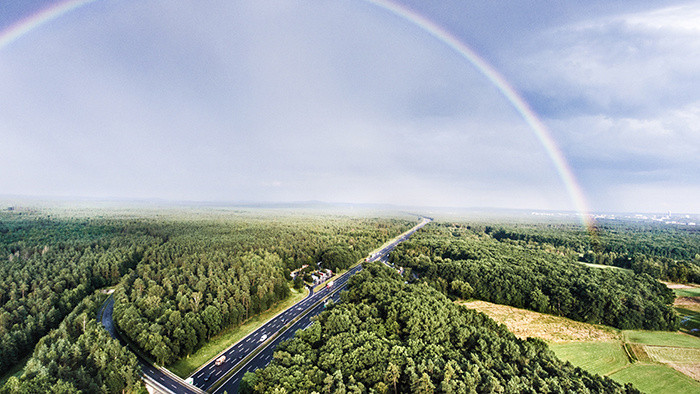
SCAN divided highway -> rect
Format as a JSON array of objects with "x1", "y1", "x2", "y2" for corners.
[
  {"x1": 100, "y1": 216, "x2": 430, "y2": 393},
  {"x1": 193, "y1": 264, "x2": 362, "y2": 391},
  {"x1": 205, "y1": 217, "x2": 431, "y2": 393}
]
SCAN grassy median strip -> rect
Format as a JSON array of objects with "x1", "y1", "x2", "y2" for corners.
[
  {"x1": 169, "y1": 286, "x2": 309, "y2": 378},
  {"x1": 207, "y1": 283, "x2": 347, "y2": 394}
]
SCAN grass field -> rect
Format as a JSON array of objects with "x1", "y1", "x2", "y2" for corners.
[
  {"x1": 579, "y1": 262, "x2": 634, "y2": 274},
  {"x1": 608, "y1": 363, "x2": 700, "y2": 394},
  {"x1": 458, "y1": 300, "x2": 620, "y2": 343},
  {"x1": 550, "y1": 342, "x2": 629, "y2": 376},
  {"x1": 671, "y1": 287, "x2": 700, "y2": 298},
  {"x1": 461, "y1": 299, "x2": 700, "y2": 391},
  {"x1": 624, "y1": 330, "x2": 700, "y2": 349},
  {"x1": 168, "y1": 285, "x2": 309, "y2": 378},
  {"x1": 645, "y1": 346, "x2": 700, "y2": 364}
]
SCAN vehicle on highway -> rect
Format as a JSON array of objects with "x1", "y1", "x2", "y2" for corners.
[
  {"x1": 326, "y1": 280, "x2": 334, "y2": 289},
  {"x1": 260, "y1": 334, "x2": 268, "y2": 342},
  {"x1": 215, "y1": 355, "x2": 226, "y2": 366}
]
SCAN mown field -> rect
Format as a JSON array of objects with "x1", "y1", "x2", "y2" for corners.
[
  {"x1": 462, "y1": 299, "x2": 700, "y2": 394},
  {"x1": 609, "y1": 364, "x2": 698, "y2": 394},
  {"x1": 551, "y1": 342, "x2": 628, "y2": 376}
]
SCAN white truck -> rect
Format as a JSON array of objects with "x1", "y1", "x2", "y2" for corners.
[
  {"x1": 326, "y1": 280, "x2": 334, "y2": 289},
  {"x1": 215, "y1": 355, "x2": 226, "y2": 366}
]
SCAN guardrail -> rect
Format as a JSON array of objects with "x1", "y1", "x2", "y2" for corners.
[
  {"x1": 207, "y1": 279, "x2": 352, "y2": 393},
  {"x1": 187, "y1": 285, "x2": 313, "y2": 380}
]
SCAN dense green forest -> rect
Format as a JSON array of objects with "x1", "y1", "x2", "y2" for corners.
[
  {"x1": 389, "y1": 222, "x2": 680, "y2": 331},
  {"x1": 1, "y1": 291, "x2": 143, "y2": 393},
  {"x1": 0, "y1": 211, "x2": 159, "y2": 376},
  {"x1": 242, "y1": 262, "x2": 639, "y2": 393},
  {"x1": 112, "y1": 215, "x2": 412, "y2": 365},
  {"x1": 0, "y1": 208, "x2": 413, "y2": 375},
  {"x1": 479, "y1": 219, "x2": 700, "y2": 283}
]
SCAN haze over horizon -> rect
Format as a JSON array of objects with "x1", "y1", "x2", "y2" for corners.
[{"x1": 1, "y1": 1, "x2": 699, "y2": 214}]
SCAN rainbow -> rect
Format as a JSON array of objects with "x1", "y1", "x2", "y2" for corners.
[
  {"x1": 0, "y1": 0, "x2": 99, "y2": 51},
  {"x1": 0, "y1": 0, "x2": 593, "y2": 229},
  {"x1": 363, "y1": 0, "x2": 593, "y2": 229}
]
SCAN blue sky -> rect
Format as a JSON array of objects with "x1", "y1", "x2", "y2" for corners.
[{"x1": 1, "y1": 0, "x2": 698, "y2": 213}]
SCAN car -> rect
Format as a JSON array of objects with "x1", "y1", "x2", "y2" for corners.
[
  {"x1": 204, "y1": 372, "x2": 212, "y2": 381},
  {"x1": 260, "y1": 334, "x2": 268, "y2": 342}
]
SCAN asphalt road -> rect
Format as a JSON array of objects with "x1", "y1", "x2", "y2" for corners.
[
  {"x1": 213, "y1": 271, "x2": 352, "y2": 394},
  {"x1": 99, "y1": 297, "x2": 203, "y2": 394},
  {"x1": 193, "y1": 264, "x2": 363, "y2": 391},
  {"x1": 99, "y1": 217, "x2": 430, "y2": 393},
  {"x1": 209, "y1": 217, "x2": 431, "y2": 393}
]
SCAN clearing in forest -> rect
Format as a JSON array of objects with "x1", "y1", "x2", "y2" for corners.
[
  {"x1": 458, "y1": 300, "x2": 620, "y2": 342},
  {"x1": 460, "y1": 299, "x2": 700, "y2": 393}
]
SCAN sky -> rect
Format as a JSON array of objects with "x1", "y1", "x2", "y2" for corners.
[{"x1": 0, "y1": 0, "x2": 698, "y2": 213}]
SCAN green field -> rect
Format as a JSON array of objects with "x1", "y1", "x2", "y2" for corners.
[
  {"x1": 624, "y1": 330, "x2": 700, "y2": 349},
  {"x1": 579, "y1": 262, "x2": 634, "y2": 274},
  {"x1": 645, "y1": 346, "x2": 700, "y2": 364},
  {"x1": 168, "y1": 286, "x2": 309, "y2": 378},
  {"x1": 550, "y1": 342, "x2": 629, "y2": 376},
  {"x1": 608, "y1": 363, "x2": 700, "y2": 394},
  {"x1": 673, "y1": 287, "x2": 700, "y2": 298}
]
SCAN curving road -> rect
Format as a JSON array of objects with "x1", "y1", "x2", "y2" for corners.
[
  {"x1": 100, "y1": 217, "x2": 430, "y2": 393},
  {"x1": 99, "y1": 296, "x2": 204, "y2": 394}
]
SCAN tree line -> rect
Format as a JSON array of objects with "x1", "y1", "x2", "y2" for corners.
[
  {"x1": 390, "y1": 222, "x2": 679, "y2": 331},
  {"x1": 242, "y1": 262, "x2": 639, "y2": 393},
  {"x1": 1, "y1": 291, "x2": 143, "y2": 393},
  {"x1": 0, "y1": 209, "x2": 413, "y2": 379},
  {"x1": 481, "y1": 219, "x2": 700, "y2": 284}
]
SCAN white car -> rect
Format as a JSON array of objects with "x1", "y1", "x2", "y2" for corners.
[{"x1": 260, "y1": 334, "x2": 268, "y2": 342}]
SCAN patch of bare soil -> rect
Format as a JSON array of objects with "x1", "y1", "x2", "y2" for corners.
[
  {"x1": 675, "y1": 297, "x2": 700, "y2": 307},
  {"x1": 662, "y1": 281, "x2": 699, "y2": 290},
  {"x1": 675, "y1": 297, "x2": 700, "y2": 314}
]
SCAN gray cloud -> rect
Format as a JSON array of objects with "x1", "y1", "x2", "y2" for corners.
[{"x1": 2, "y1": 1, "x2": 696, "y2": 213}]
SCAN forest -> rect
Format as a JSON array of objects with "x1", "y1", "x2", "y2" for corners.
[
  {"x1": 481, "y1": 220, "x2": 700, "y2": 283},
  {"x1": 0, "y1": 208, "x2": 413, "y2": 377},
  {"x1": 2, "y1": 207, "x2": 692, "y2": 392},
  {"x1": 1, "y1": 291, "x2": 143, "y2": 393},
  {"x1": 242, "y1": 262, "x2": 639, "y2": 393},
  {"x1": 0, "y1": 211, "x2": 158, "y2": 377},
  {"x1": 389, "y1": 222, "x2": 680, "y2": 331}
]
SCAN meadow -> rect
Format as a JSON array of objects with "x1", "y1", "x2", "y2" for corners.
[{"x1": 463, "y1": 299, "x2": 700, "y2": 394}]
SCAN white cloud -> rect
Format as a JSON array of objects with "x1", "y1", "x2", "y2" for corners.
[
  {"x1": 0, "y1": 0, "x2": 573, "y2": 210},
  {"x1": 489, "y1": 2, "x2": 700, "y2": 212}
]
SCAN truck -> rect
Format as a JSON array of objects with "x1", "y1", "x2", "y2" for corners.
[
  {"x1": 326, "y1": 280, "x2": 334, "y2": 289},
  {"x1": 215, "y1": 355, "x2": 226, "y2": 366}
]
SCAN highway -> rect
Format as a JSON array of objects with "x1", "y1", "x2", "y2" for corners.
[
  {"x1": 99, "y1": 296, "x2": 204, "y2": 394},
  {"x1": 207, "y1": 217, "x2": 431, "y2": 393},
  {"x1": 192, "y1": 264, "x2": 362, "y2": 391},
  {"x1": 99, "y1": 216, "x2": 430, "y2": 393},
  {"x1": 213, "y1": 270, "x2": 353, "y2": 394}
]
